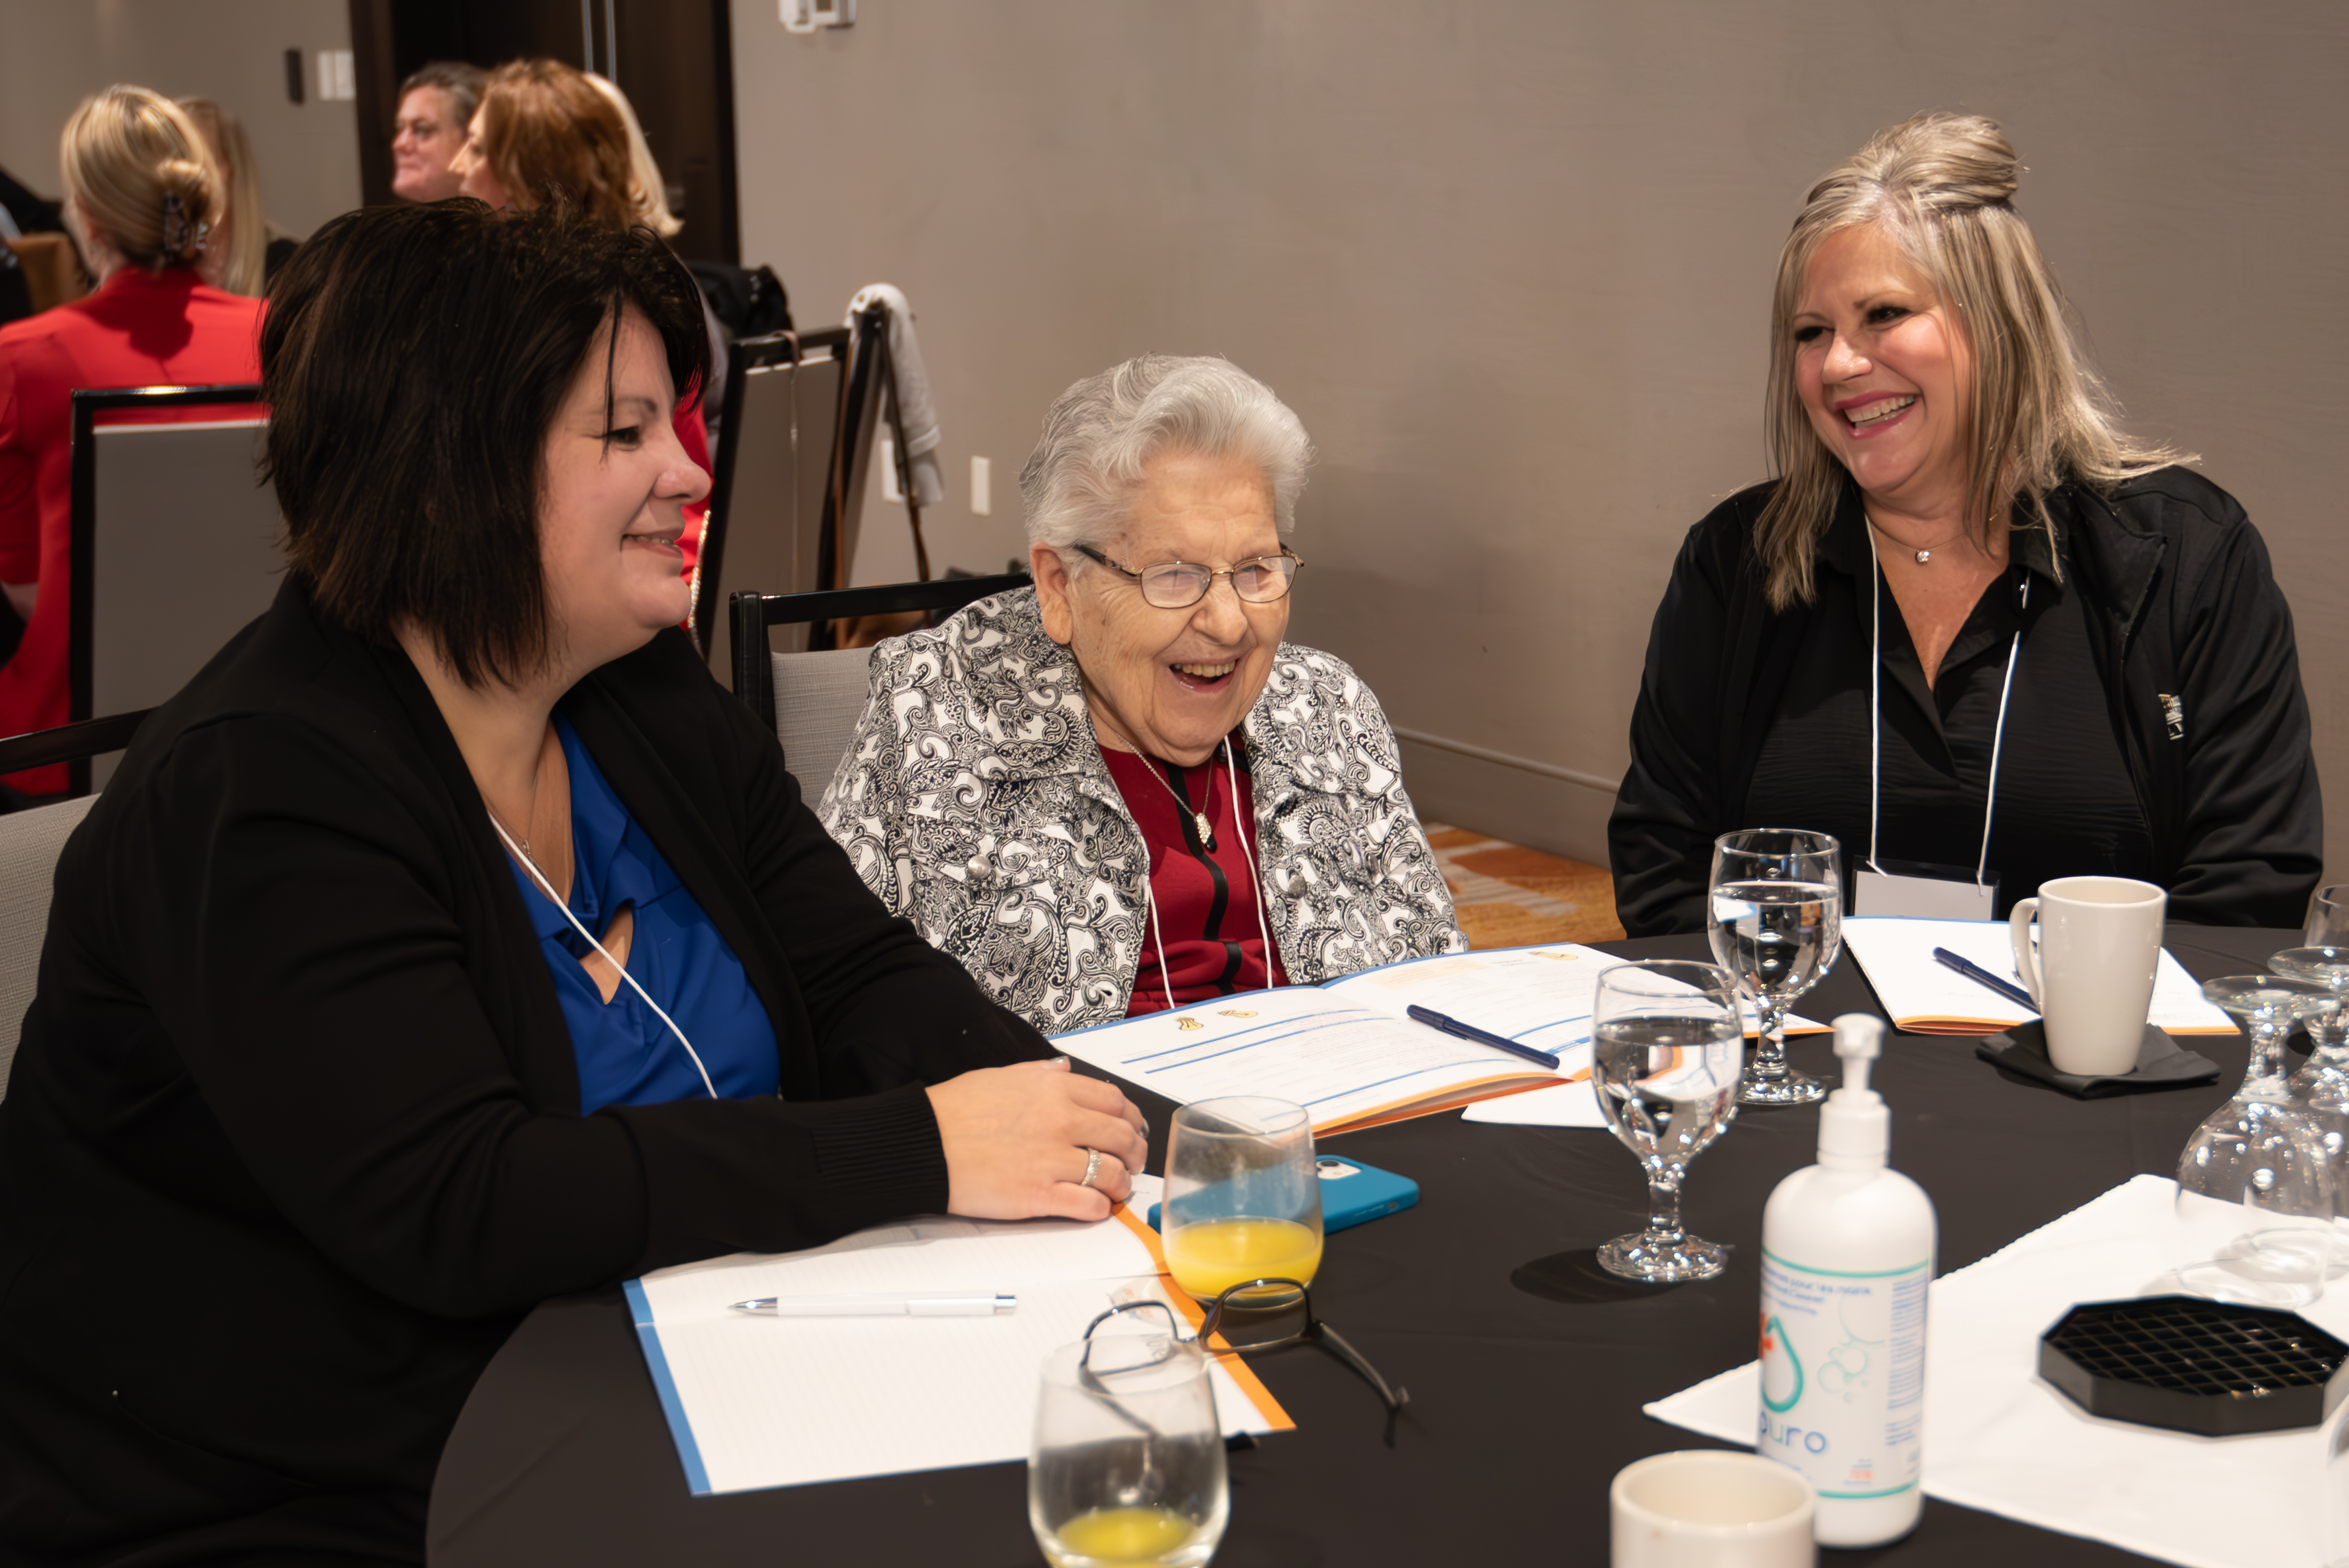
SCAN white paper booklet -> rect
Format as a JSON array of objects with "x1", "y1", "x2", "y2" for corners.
[
  {"x1": 1842, "y1": 916, "x2": 2234, "y2": 1035},
  {"x1": 1053, "y1": 943, "x2": 1624, "y2": 1134},
  {"x1": 624, "y1": 1177, "x2": 1288, "y2": 1495},
  {"x1": 1056, "y1": 942, "x2": 1831, "y2": 1135}
]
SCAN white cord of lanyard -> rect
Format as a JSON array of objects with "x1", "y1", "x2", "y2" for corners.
[
  {"x1": 1139, "y1": 735, "x2": 1279, "y2": 1009},
  {"x1": 489, "y1": 813, "x2": 719, "y2": 1100},
  {"x1": 1864, "y1": 523, "x2": 2027, "y2": 888}
]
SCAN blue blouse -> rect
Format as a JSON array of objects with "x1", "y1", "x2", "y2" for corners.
[{"x1": 509, "y1": 718, "x2": 780, "y2": 1113}]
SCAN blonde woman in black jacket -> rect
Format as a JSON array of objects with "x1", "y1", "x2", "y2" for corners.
[{"x1": 1610, "y1": 113, "x2": 2319, "y2": 936}]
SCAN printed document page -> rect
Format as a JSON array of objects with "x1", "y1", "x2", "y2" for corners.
[
  {"x1": 627, "y1": 1191, "x2": 1283, "y2": 1495},
  {"x1": 1052, "y1": 984, "x2": 1559, "y2": 1134},
  {"x1": 1843, "y1": 916, "x2": 2234, "y2": 1034}
]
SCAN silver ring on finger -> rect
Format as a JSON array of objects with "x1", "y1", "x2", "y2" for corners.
[{"x1": 1079, "y1": 1148, "x2": 1103, "y2": 1189}]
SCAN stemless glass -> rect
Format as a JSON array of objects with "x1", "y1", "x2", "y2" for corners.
[
  {"x1": 1029, "y1": 1317, "x2": 1229, "y2": 1568},
  {"x1": 1709, "y1": 829, "x2": 1842, "y2": 1107},
  {"x1": 1589, "y1": 961, "x2": 1746, "y2": 1283},
  {"x1": 2311, "y1": 886, "x2": 2349, "y2": 948},
  {"x1": 1162, "y1": 1097, "x2": 1321, "y2": 1310},
  {"x1": 2173, "y1": 975, "x2": 2338, "y2": 1291}
]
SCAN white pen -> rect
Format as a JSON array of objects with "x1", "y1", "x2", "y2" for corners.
[{"x1": 727, "y1": 1292, "x2": 1018, "y2": 1317}]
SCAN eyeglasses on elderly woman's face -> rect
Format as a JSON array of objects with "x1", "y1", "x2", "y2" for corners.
[{"x1": 1075, "y1": 544, "x2": 1303, "y2": 611}]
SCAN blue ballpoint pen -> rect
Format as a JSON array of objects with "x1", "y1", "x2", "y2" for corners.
[
  {"x1": 1931, "y1": 947, "x2": 2038, "y2": 1012},
  {"x1": 1405, "y1": 1004, "x2": 1563, "y2": 1070}
]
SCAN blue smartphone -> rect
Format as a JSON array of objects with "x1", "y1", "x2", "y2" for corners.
[{"x1": 1148, "y1": 1157, "x2": 1419, "y2": 1235}]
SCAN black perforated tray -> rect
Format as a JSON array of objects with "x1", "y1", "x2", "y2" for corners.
[{"x1": 2039, "y1": 1295, "x2": 2349, "y2": 1436}]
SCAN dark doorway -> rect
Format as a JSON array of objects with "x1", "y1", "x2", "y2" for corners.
[{"x1": 348, "y1": 0, "x2": 739, "y2": 265}]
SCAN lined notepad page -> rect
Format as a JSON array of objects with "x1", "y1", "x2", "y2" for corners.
[
  {"x1": 1842, "y1": 917, "x2": 2234, "y2": 1034},
  {"x1": 627, "y1": 1191, "x2": 1279, "y2": 1495}
]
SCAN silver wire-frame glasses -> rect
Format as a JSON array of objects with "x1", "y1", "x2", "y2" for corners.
[{"x1": 1075, "y1": 544, "x2": 1303, "y2": 609}]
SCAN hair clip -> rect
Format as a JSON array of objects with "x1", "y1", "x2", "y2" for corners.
[
  {"x1": 162, "y1": 192, "x2": 188, "y2": 255},
  {"x1": 192, "y1": 219, "x2": 210, "y2": 255}
]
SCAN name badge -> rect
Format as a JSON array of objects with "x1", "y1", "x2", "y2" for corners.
[{"x1": 1853, "y1": 859, "x2": 1998, "y2": 920}]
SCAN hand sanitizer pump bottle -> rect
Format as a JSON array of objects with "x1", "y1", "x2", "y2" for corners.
[{"x1": 1758, "y1": 1014, "x2": 1935, "y2": 1548}]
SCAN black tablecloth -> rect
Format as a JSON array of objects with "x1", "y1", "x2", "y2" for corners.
[{"x1": 428, "y1": 927, "x2": 2296, "y2": 1567}]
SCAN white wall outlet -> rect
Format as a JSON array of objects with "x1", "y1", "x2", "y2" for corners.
[
  {"x1": 318, "y1": 50, "x2": 355, "y2": 101},
  {"x1": 783, "y1": 0, "x2": 852, "y2": 29},
  {"x1": 878, "y1": 436, "x2": 902, "y2": 503},
  {"x1": 970, "y1": 455, "x2": 991, "y2": 516}
]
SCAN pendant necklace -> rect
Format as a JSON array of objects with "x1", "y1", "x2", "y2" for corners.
[
  {"x1": 1089, "y1": 701, "x2": 1219, "y2": 850},
  {"x1": 1150, "y1": 757, "x2": 1219, "y2": 852},
  {"x1": 1868, "y1": 514, "x2": 1966, "y2": 567}
]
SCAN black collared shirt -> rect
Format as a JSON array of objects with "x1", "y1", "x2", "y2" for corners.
[{"x1": 1743, "y1": 507, "x2": 2155, "y2": 916}]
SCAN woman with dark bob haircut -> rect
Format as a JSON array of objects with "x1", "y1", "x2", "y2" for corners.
[{"x1": 0, "y1": 200, "x2": 1145, "y2": 1565}]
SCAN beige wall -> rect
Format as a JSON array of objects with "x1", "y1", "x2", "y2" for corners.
[
  {"x1": 0, "y1": 0, "x2": 359, "y2": 239},
  {"x1": 733, "y1": 1, "x2": 2346, "y2": 880}
]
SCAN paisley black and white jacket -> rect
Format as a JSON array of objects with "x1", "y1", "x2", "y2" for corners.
[{"x1": 816, "y1": 587, "x2": 1465, "y2": 1034}]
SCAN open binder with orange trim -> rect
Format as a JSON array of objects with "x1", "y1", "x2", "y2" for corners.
[{"x1": 1053, "y1": 941, "x2": 1827, "y2": 1136}]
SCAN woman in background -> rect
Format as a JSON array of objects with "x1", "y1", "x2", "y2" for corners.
[
  {"x1": 390, "y1": 60, "x2": 483, "y2": 204},
  {"x1": 0, "y1": 86, "x2": 263, "y2": 798},
  {"x1": 451, "y1": 59, "x2": 722, "y2": 595},
  {"x1": 1608, "y1": 113, "x2": 2319, "y2": 934},
  {"x1": 177, "y1": 96, "x2": 297, "y2": 292}
]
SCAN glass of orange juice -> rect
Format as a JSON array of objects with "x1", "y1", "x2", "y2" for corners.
[{"x1": 1162, "y1": 1097, "x2": 1321, "y2": 1309}]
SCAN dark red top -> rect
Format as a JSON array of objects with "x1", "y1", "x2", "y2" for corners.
[
  {"x1": 1100, "y1": 740, "x2": 1290, "y2": 1016},
  {"x1": 0, "y1": 267, "x2": 265, "y2": 792}
]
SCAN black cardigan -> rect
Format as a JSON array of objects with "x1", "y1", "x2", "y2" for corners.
[
  {"x1": 1608, "y1": 468, "x2": 2322, "y2": 936},
  {"x1": 0, "y1": 581, "x2": 1052, "y2": 1564}
]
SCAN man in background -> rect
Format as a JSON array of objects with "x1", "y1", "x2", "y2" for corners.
[{"x1": 389, "y1": 62, "x2": 484, "y2": 204}]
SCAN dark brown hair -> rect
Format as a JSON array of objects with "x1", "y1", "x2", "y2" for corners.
[
  {"x1": 261, "y1": 198, "x2": 708, "y2": 686},
  {"x1": 475, "y1": 58, "x2": 634, "y2": 231}
]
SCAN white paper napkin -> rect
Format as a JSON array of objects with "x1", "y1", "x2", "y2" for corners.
[{"x1": 1646, "y1": 1176, "x2": 2347, "y2": 1568}]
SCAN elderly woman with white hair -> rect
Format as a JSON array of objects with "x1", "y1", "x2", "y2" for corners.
[{"x1": 819, "y1": 355, "x2": 1463, "y2": 1034}]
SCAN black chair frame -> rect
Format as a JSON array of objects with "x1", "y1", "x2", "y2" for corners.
[
  {"x1": 62, "y1": 383, "x2": 263, "y2": 794},
  {"x1": 728, "y1": 572, "x2": 1030, "y2": 735},
  {"x1": 0, "y1": 710, "x2": 149, "y2": 787},
  {"x1": 692, "y1": 326, "x2": 848, "y2": 660}
]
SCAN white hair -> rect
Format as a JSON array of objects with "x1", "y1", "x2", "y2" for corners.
[{"x1": 1019, "y1": 355, "x2": 1313, "y2": 560}]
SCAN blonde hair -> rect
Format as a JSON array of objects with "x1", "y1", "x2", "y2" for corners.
[
  {"x1": 584, "y1": 74, "x2": 682, "y2": 238},
  {"x1": 176, "y1": 97, "x2": 269, "y2": 296},
  {"x1": 60, "y1": 86, "x2": 221, "y2": 276},
  {"x1": 1756, "y1": 112, "x2": 2185, "y2": 609}
]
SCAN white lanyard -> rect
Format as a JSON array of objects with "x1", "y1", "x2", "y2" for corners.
[
  {"x1": 1864, "y1": 524, "x2": 2027, "y2": 888},
  {"x1": 491, "y1": 812, "x2": 719, "y2": 1101}
]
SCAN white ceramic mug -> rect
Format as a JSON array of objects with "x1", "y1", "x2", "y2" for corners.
[
  {"x1": 2008, "y1": 875, "x2": 2167, "y2": 1076},
  {"x1": 1610, "y1": 1450, "x2": 1816, "y2": 1568}
]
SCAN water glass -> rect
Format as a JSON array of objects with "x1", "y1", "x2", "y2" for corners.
[
  {"x1": 1162, "y1": 1097, "x2": 1321, "y2": 1309},
  {"x1": 1029, "y1": 1327, "x2": 1228, "y2": 1568},
  {"x1": 1590, "y1": 961, "x2": 1745, "y2": 1283},
  {"x1": 1709, "y1": 829, "x2": 1842, "y2": 1107},
  {"x1": 2169, "y1": 975, "x2": 2339, "y2": 1301}
]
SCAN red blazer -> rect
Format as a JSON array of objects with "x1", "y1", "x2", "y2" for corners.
[{"x1": 0, "y1": 267, "x2": 265, "y2": 793}]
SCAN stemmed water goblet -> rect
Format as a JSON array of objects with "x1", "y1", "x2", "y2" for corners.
[
  {"x1": 1708, "y1": 829, "x2": 1842, "y2": 1107},
  {"x1": 2170, "y1": 975, "x2": 2339, "y2": 1301},
  {"x1": 1589, "y1": 960, "x2": 1745, "y2": 1284}
]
